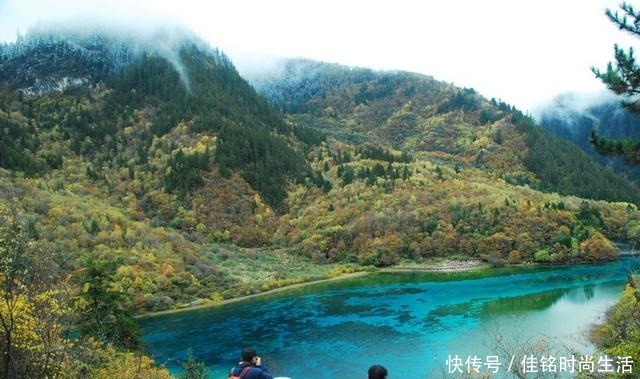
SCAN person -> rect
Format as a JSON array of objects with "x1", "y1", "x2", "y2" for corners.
[
  {"x1": 368, "y1": 364, "x2": 388, "y2": 379},
  {"x1": 228, "y1": 348, "x2": 273, "y2": 379}
]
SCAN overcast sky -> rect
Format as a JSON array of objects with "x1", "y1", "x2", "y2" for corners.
[{"x1": 0, "y1": 0, "x2": 636, "y2": 111}]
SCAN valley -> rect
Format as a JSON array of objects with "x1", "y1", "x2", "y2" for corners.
[{"x1": 0, "y1": 26, "x2": 639, "y2": 378}]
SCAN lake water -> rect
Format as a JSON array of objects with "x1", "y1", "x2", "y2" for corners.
[{"x1": 140, "y1": 258, "x2": 640, "y2": 378}]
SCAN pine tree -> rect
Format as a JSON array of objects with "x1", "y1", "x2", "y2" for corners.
[
  {"x1": 592, "y1": 2, "x2": 640, "y2": 162},
  {"x1": 72, "y1": 257, "x2": 140, "y2": 350},
  {"x1": 594, "y1": 3, "x2": 640, "y2": 111},
  {"x1": 402, "y1": 165, "x2": 411, "y2": 180},
  {"x1": 181, "y1": 350, "x2": 208, "y2": 379},
  {"x1": 342, "y1": 166, "x2": 355, "y2": 185}
]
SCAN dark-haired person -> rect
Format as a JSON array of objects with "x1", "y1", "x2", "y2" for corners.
[
  {"x1": 368, "y1": 364, "x2": 388, "y2": 379},
  {"x1": 228, "y1": 348, "x2": 273, "y2": 379}
]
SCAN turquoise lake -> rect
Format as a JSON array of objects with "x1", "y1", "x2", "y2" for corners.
[{"x1": 140, "y1": 258, "x2": 640, "y2": 378}]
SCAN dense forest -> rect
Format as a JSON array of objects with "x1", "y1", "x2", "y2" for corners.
[
  {"x1": 537, "y1": 93, "x2": 640, "y2": 182},
  {"x1": 252, "y1": 59, "x2": 640, "y2": 205},
  {"x1": 1, "y1": 29, "x2": 640, "y2": 378}
]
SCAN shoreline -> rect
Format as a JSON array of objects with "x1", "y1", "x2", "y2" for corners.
[
  {"x1": 138, "y1": 258, "x2": 487, "y2": 319},
  {"x1": 137, "y1": 256, "x2": 632, "y2": 319},
  {"x1": 137, "y1": 271, "x2": 371, "y2": 319}
]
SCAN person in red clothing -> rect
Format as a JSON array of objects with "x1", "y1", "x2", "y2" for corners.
[{"x1": 228, "y1": 348, "x2": 273, "y2": 379}]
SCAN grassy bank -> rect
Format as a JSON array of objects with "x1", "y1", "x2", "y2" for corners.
[
  {"x1": 141, "y1": 248, "x2": 632, "y2": 319},
  {"x1": 137, "y1": 271, "x2": 371, "y2": 318},
  {"x1": 139, "y1": 252, "x2": 491, "y2": 318}
]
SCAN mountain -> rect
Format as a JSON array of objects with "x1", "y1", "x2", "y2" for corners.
[
  {"x1": 4, "y1": 25, "x2": 640, "y2": 377},
  {"x1": 0, "y1": 29, "x2": 638, "y2": 318},
  {"x1": 0, "y1": 26, "x2": 332, "y2": 312},
  {"x1": 251, "y1": 59, "x2": 640, "y2": 204},
  {"x1": 536, "y1": 92, "x2": 640, "y2": 182},
  {"x1": 0, "y1": 24, "x2": 218, "y2": 95},
  {"x1": 0, "y1": 26, "x2": 317, "y2": 207},
  {"x1": 0, "y1": 26, "x2": 338, "y2": 377}
]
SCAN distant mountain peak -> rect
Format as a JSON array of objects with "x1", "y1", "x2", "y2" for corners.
[{"x1": 0, "y1": 23, "x2": 222, "y2": 95}]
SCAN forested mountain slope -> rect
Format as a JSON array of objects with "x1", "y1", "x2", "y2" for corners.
[
  {"x1": 251, "y1": 59, "x2": 640, "y2": 204},
  {"x1": 0, "y1": 31, "x2": 638, "y2": 318},
  {"x1": 0, "y1": 28, "x2": 333, "y2": 312},
  {"x1": 4, "y1": 25, "x2": 640, "y2": 379},
  {"x1": 537, "y1": 93, "x2": 640, "y2": 182}
]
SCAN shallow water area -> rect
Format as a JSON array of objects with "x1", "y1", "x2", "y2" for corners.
[{"x1": 141, "y1": 258, "x2": 640, "y2": 378}]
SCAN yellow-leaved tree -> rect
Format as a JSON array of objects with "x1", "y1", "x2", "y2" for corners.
[
  {"x1": 0, "y1": 202, "x2": 71, "y2": 378},
  {"x1": 0, "y1": 202, "x2": 172, "y2": 378}
]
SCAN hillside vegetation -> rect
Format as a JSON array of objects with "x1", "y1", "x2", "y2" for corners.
[
  {"x1": 1, "y1": 33, "x2": 639, "y2": 311},
  {"x1": 1, "y1": 28, "x2": 640, "y2": 378},
  {"x1": 538, "y1": 93, "x2": 640, "y2": 181},
  {"x1": 253, "y1": 59, "x2": 640, "y2": 204}
]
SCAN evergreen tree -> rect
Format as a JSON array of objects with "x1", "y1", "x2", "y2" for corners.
[
  {"x1": 372, "y1": 163, "x2": 386, "y2": 178},
  {"x1": 72, "y1": 257, "x2": 140, "y2": 350},
  {"x1": 402, "y1": 165, "x2": 411, "y2": 180},
  {"x1": 593, "y1": 2, "x2": 640, "y2": 161},
  {"x1": 342, "y1": 165, "x2": 355, "y2": 185},
  {"x1": 164, "y1": 149, "x2": 209, "y2": 195},
  {"x1": 181, "y1": 350, "x2": 208, "y2": 379}
]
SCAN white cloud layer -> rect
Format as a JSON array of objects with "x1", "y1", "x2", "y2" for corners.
[{"x1": 0, "y1": 0, "x2": 636, "y2": 111}]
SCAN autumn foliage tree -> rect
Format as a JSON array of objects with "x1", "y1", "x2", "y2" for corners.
[
  {"x1": 0, "y1": 205, "x2": 70, "y2": 379},
  {"x1": 0, "y1": 202, "x2": 172, "y2": 378}
]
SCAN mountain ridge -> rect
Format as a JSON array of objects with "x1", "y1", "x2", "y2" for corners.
[
  {"x1": 251, "y1": 58, "x2": 640, "y2": 205},
  {"x1": 4, "y1": 25, "x2": 640, "y2": 379},
  {"x1": 0, "y1": 29, "x2": 637, "y2": 314}
]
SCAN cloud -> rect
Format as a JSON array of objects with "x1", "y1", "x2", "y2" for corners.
[
  {"x1": 4, "y1": 17, "x2": 213, "y2": 92},
  {"x1": 531, "y1": 90, "x2": 623, "y2": 139},
  {"x1": 0, "y1": 0, "x2": 177, "y2": 42},
  {"x1": 0, "y1": 0, "x2": 636, "y2": 112}
]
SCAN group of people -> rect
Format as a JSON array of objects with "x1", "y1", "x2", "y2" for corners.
[{"x1": 229, "y1": 348, "x2": 388, "y2": 379}]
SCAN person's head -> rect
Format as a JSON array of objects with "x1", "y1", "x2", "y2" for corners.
[
  {"x1": 241, "y1": 348, "x2": 256, "y2": 363},
  {"x1": 368, "y1": 364, "x2": 388, "y2": 379}
]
